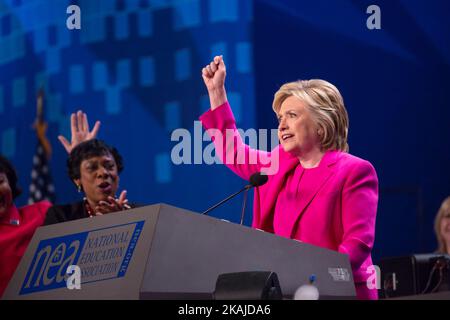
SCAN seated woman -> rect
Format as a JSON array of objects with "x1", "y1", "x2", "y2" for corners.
[
  {"x1": 44, "y1": 139, "x2": 133, "y2": 224},
  {"x1": 0, "y1": 110, "x2": 99, "y2": 297},
  {"x1": 0, "y1": 156, "x2": 51, "y2": 297},
  {"x1": 434, "y1": 196, "x2": 450, "y2": 255},
  {"x1": 199, "y1": 56, "x2": 379, "y2": 300}
]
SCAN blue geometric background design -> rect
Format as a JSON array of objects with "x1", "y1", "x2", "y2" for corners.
[{"x1": 0, "y1": 0, "x2": 255, "y2": 226}]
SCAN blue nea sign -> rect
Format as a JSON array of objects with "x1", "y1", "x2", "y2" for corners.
[{"x1": 19, "y1": 221, "x2": 145, "y2": 295}]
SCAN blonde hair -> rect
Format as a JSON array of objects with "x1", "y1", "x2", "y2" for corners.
[
  {"x1": 272, "y1": 79, "x2": 349, "y2": 152},
  {"x1": 434, "y1": 196, "x2": 450, "y2": 254}
]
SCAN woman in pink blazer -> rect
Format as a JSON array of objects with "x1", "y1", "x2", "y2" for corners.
[{"x1": 200, "y1": 56, "x2": 379, "y2": 300}]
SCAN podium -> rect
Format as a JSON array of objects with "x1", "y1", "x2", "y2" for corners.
[{"x1": 3, "y1": 204, "x2": 356, "y2": 299}]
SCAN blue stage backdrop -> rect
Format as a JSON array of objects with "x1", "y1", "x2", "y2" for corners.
[
  {"x1": 0, "y1": 0, "x2": 256, "y2": 226},
  {"x1": 253, "y1": 0, "x2": 450, "y2": 262},
  {"x1": 1, "y1": 0, "x2": 449, "y2": 264}
]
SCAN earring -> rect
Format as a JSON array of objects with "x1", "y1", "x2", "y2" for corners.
[
  {"x1": 318, "y1": 129, "x2": 323, "y2": 138},
  {"x1": 76, "y1": 184, "x2": 82, "y2": 193}
]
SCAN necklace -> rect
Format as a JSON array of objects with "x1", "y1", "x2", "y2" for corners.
[{"x1": 83, "y1": 198, "x2": 96, "y2": 218}]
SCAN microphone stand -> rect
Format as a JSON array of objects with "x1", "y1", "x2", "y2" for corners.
[
  {"x1": 240, "y1": 186, "x2": 250, "y2": 225},
  {"x1": 202, "y1": 184, "x2": 251, "y2": 216}
]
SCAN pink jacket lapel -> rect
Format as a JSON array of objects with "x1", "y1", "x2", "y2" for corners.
[
  {"x1": 286, "y1": 150, "x2": 340, "y2": 237},
  {"x1": 255, "y1": 147, "x2": 298, "y2": 230},
  {"x1": 255, "y1": 149, "x2": 341, "y2": 236}
]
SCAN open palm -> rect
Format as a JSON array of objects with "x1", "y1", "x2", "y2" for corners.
[{"x1": 58, "y1": 110, "x2": 100, "y2": 154}]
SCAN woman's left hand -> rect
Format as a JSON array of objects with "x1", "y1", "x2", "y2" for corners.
[
  {"x1": 58, "y1": 110, "x2": 101, "y2": 154},
  {"x1": 94, "y1": 190, "x2": 130, "y2": 215}
]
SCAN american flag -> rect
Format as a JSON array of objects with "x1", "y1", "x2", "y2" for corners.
[
  {"x1": 28, "y1": 89, "x2": 56, "y2": 205},
  {"x1": 28, "y1": 141, "x2": 56, "y2": 204}
]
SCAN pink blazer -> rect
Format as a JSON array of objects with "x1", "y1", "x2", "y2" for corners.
[
  {"x1": 200, "y1": 102, "x2": 379, "y2": 300},
  {"x1": 0, "y1": 201, "x2": 51, "y2": 297}
]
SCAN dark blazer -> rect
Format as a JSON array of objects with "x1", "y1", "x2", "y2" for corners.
[{"x1": 44, "y1": 201, "x2": 139, "y2": 225}]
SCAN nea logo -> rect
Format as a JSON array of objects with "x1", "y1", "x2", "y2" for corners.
[
  {"x1": 19, "y1": 221, "x2": 144, "y2": 296},
  {"x1": 20, "y1": 233, "x2": 87, "y2": 295}
]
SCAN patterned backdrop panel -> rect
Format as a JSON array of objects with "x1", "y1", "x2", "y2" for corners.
[{"x1": 0, "y1": 0, "x2": 256, "y2": 223}]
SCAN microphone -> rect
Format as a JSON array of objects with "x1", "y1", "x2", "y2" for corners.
[
  {"x1": 202, "y1": 172, "x2": 268, "y2": 220},
  {"x1": 249, "y1": 171, "x2": 268, "y2": 188},
  {"x1": 239, "y1": 172, "x2": 268, "y2": 225}
]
